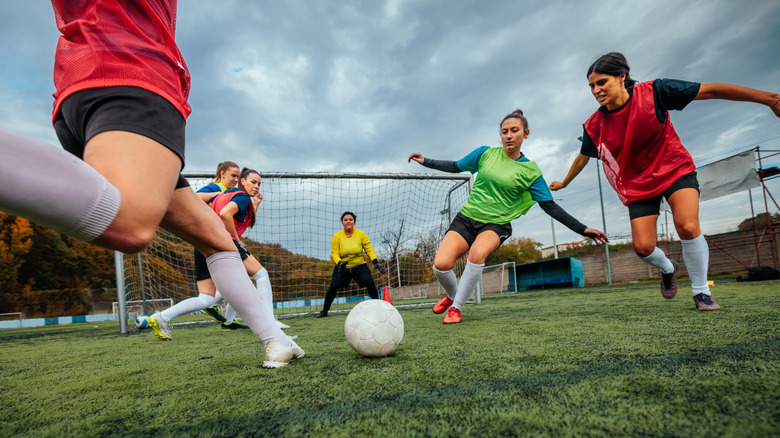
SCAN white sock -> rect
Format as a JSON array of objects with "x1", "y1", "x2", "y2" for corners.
[
  {"x1": 433, "y1": 266, "x2": 458, "y2": 299},
  {"x1": 206, "y1": 252, "x2": 289, "y2": 346},
  {"x1": 640, "y1": 247, "x2": 675, "y2": 274},
  {"x1": 160, "y1": 293, "x2": 215, "y2": 322},
  {"x1": 682, "y1": 234, "x2": 711, "y2": 295},
  {"x1": 0, "y1": 128, "x2": 120, "y2": 242},
  {"x1": 452, "y1": 261, "x2": 484, "y2": 310},
  {"x1": 253, "y1": 267, "x2": 275, "y2": 321},
  {"x1": 213, "y1": 291, "x2": 224, "y2": 305},
  {"x1": 224, "y1": 304, "x2": 237, "y2": 324}
]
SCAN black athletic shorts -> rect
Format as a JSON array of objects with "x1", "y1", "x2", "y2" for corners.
[
  {"x1": 53, "y1": 86, "x2": 189, "y2": 189},
  {"x1": 193, "y1": 240, "x2": 251, "y2": 281},
  {"x1": 627, "y1": 172, "x2": 700, "y2": 220},
  {"x1": 447, "y1": 212, "x2": 512, "y2": 247}
]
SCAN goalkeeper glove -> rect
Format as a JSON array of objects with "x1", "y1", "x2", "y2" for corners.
[
  {"x1": 337, "y1": 261, "x2": 348, "y2": 270},
  {"x1": 373, "y1": 259, "x2": 386, "y2": 274}
]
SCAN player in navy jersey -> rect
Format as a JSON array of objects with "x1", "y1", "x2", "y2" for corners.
[{"x1": 550, "y1": 52, "x2": 780, "y2": 311}]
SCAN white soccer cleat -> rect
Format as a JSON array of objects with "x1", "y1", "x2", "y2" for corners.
[
  {"x1": 149, "y1": 311, "x2": 172, "y2": 341},
  {"x1": 275, "y1": 318, "x2": 291, "y2": 329},
  {"x1": 262, "y1": 339, "x2": 305, "y2": 368}
]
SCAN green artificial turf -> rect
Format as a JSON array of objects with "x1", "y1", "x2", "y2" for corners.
[{"x1": 1, "y1": 277, "x2": 778, "y2": 437}]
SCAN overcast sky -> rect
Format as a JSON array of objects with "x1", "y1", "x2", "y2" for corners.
[{"x1": 1, "y1": 1, "x2": 778, "y2": 248}]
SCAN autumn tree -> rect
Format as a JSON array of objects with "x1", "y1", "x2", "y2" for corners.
[{"x1": 485, "y1": 236, "x2": 542, "y2": 266}]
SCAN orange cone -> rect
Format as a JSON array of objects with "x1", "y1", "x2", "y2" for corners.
[{"x1": 382, "y1": 285, "x2": 393, "y2": 305}]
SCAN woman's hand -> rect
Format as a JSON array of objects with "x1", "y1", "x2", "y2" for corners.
[
  {"x1": 583, "y1": 228, "x2": 609, "y2": 245},
  {"x1": 408, "y1": 152, "x2": 424, "y2": 164},
  {"x1": 549, "y1": 180, "x2": 566, "y2": 191}
]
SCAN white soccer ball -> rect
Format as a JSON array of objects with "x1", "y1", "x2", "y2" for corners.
[
  {"x1": 344, "y1": 299, "x2": 404, "y2": 357},
  {"x1": 135, "y1": 315, "x2": 150, "y2": 330}
]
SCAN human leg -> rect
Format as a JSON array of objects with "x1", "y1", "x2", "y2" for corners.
[
  {"x1": 353, "y1": 264, "x2": 379, "y2": 299},
  {"x1": 450, "y1": 231, "x2": 500, "y2": 311},
  {"x1": 667, "y1": 188, "x2": 719, "y2": 310},
  {"x1": 160, "y1": 187, "x2": 294, "y2": 351},
  {"x1": 320, "y1": 266, "x2": 352, "y2": 316}
]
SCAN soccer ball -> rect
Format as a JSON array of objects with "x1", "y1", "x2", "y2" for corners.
[
  {"x1": 344, "y1": 299, "x2": 404, "y2": 357},
  {"x1": 135, "y1": 315, "x2": 150, "y2": 330}
]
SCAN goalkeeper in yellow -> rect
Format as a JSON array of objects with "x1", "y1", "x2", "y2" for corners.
[{"x1": 317, "y1": 212, "x2": 385, "y2": 318}]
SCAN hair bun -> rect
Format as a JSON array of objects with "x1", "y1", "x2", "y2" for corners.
[{"x1": 513, "y1": 109, "x2": 524, "y2": 116}]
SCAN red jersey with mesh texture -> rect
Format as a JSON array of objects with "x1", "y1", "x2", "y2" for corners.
[
  {"x1": 211, "y1": 191, "x2": 254, "y2": 240},
  {"x1": 51, "y1": 0, "x2": 191, "y2": 122},
  {"x1": 584, "y1": 81, "x2": 696, "y2": 205}
]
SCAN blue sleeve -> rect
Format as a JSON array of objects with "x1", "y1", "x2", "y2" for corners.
[
  {"x1": 456, "y1": 146, "x2": 490, "y2": 173},
  {"x1": 231, "y1": 192, "x2": 252, "y2": 221},
  {"x1": 517, "y1": 155, "x2": 554, "y2": 202},
  {"x1": 196, "y1": 183, "x2": 221, "y2": 193}
]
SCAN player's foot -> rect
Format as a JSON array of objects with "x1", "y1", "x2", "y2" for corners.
[
  {"x1": 693, "y1": 293, "x2": 721, "y2": 311},
  {"x1": 433, "y1": 296, "x2": 454, "y2": 314},
  {"x1": 275, "y1": 318, "x2": 290, "y2": 329},
  {"x1": 202, "y1": 305, "x2": 226, "y2": 323},
  {"x1": 316, "y1": 311, "x2": 328, "y2": 318},
  {"x1": 262, "y1": 339, "x2": 305, "y2": 368},
  {"x1": 221, "y1": 320, "x2": 250, "y2": 330},
  {"x1": 149, "y1": 311, "x2": 172, "y2": 340},
  {"x1": 443, "y1": 307, "x2": 461, "y2": 324},
  {"x1": 660, "y1": 260, "x2": 678, "y2": 299}
]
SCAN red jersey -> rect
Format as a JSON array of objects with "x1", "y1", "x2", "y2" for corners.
[
  {"x1": 211, "y1": 190, "x2": 254, "y2": 240},
  {"x1": 584, "y1": 81, "x2": 696, "y2": 205},
  {"x1": 50, "y1": 0, "x2": 192, "y2": 122}
]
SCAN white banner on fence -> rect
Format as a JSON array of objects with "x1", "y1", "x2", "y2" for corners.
[{"x1": 662, "y1": 150, "x2": 759, "y2": 211}]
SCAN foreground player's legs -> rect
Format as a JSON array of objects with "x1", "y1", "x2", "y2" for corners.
[
  {"x1": 0, "y1": 128, "x2": 122, "y2": 243},
  {"x1": 160, "y1": 187, "x2": 301, "y2": 366}
]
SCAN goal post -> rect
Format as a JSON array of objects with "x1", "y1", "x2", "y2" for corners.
[{"x1": 116, "y1": 171, "x2": 471, "y2": 327}]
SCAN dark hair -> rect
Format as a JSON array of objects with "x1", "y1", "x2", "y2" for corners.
[
  {"x1": 341, "y1": 211, "x2": 356, "y2": 222},
  {"x1": 237, "y1": 167, "x2": 260, "y2": 227},
  {"x1": 214, "y1": 161, "x2": 239, "y2": 183},
  {"x1": 500, "y1": 109, "x2": 529, "y2": 130},
  {"x1": 587, "y1": 52, "x2": 636, "y2": 87}
]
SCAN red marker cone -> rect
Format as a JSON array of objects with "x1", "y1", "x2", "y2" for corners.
[{"x1": 382, "y1": 285, "x2": 393, "y2": 305}]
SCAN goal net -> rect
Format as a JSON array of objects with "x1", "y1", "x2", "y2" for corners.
[{"x1": 117, "y1": 172, "x2": 471, "y2": 321}]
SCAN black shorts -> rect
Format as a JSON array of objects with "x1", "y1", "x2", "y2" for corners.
[
  {"x1": 53, "y1": 86, "x2": 189, "y2": 189},
  {"x1": 193, "y1": 240, "x2": 251, "y2": 281},
  {"x1": 627, "y1": 172, "x2": 700, "y2": 220},
  {"x1": 447, "y1": 212, "x2": 512, "y2": 247}
]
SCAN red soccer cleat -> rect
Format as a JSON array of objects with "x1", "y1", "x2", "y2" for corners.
[{"x1": 443, "y1": 307, "x2": 461, "y2": 324}]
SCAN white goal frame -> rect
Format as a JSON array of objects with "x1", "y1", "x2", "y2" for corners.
[{"x1": 115, "y1": 171, "x2": 472, "y2": 333}]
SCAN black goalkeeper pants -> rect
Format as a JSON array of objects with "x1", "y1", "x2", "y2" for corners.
[{"x1": 322, "y1": 263, "x2": 379, "y2": 312}]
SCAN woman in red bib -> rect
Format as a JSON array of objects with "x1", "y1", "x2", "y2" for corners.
[{"x1": 550, "y1": 52, "x2": 780, "y2": 311}]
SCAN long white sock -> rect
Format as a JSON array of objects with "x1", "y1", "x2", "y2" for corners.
[
  {"x1": 206, "y1": 252, "x2": 289, "y2": 346},
  {"x1": 640, "y1": 247, "x2": 675, "y2": 274},
  {"x1": 0, "y1": 128, "x2": 120, "y2": 242},
  {"x1": 681, "y1": 234, "x2": 711, "y2": 295},
  {"x1": 452, "y1": 261, "x2": 484, "y2": 310},
  {"x1": 160, "y1": 293, "x2": 215, "y2": 322},
  {"x1": 224, "y1": 304, "x2": 237, "y2": 324},
  {"x1": 433, "y1": 266, "x2": 458, "y2": 299},
  {"x1": 213, "y1": 291, "x2": 224, "y2": 305},
  {"x1": 253, "y1": 267, "x2": 275, "y2": 320}
]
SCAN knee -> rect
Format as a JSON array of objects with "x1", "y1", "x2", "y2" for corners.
[
  {"x1": 100, "y1": 226, "x2": 157, "y2": 253},
  {"x1": 675, "y1": 222, "x2": 701, "y2": 240},
  {"x1": 433, "y1": 260, "x2": 454, "y2": 272},
  {"x1": 633, "y1": 242, "x2": 655, "y2": 258}
]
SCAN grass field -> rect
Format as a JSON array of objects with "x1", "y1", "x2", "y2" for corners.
[{"x1": 2, "y1": 277, "x2": 779, "y2": 437}]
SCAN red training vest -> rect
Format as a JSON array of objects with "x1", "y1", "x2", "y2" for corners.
[
  {"x1": 51, "y1": 0, "x2": 192, "y2": 122},
  {"x1": 583, "y1": 81, "x2": 696, "y2": 205},
  {"x1": 211, "y1": 191, "x2": 254, "y2": 240}
]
